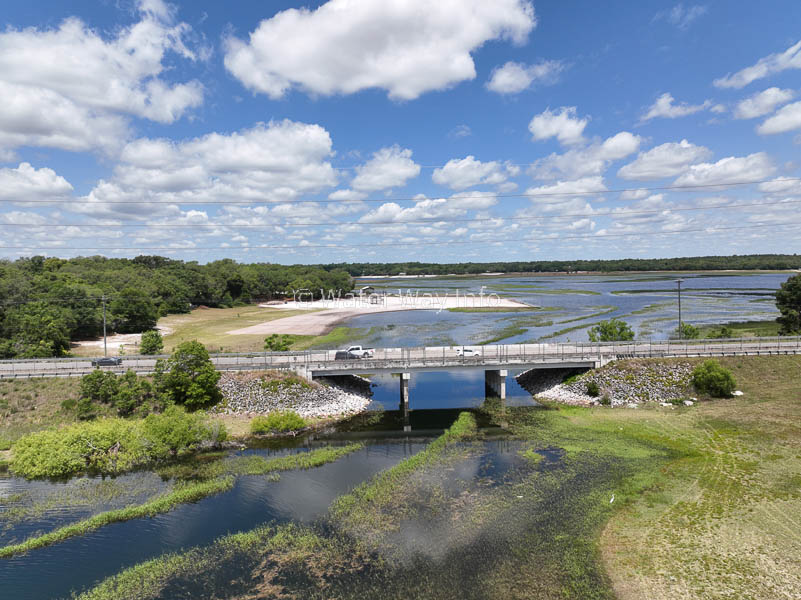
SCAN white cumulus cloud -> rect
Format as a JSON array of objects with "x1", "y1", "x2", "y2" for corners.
[
  {"x1": 673, "y1": 152, "x2": 775, "y2": 187},
  {"x1": 432, "y1": 156, "x2": 513, "y2": 190},
  {"x1": 641, "y1": 93, "x2": 711, "y2": 122},
  {"x1": 79, "y1": 120, "x2": 338, "y2": 219},
  {"x1": 0, "y1": 1, "x2": 203, "y2": 157},
  {"x1": 714, "y1": 40, "x2": 801, "y2": 89},
  {"x1": 530, "y1": 132, "x2": 641, "y2": 180},
  {"x1": 351, "y1": 146, "x2": 421, "y2": 192},
  {"x1": 0, "y1": 162, "x2": 73, "y2": 202},
  {"x1": 528, "y1": 106, "x2": 588, "y2": 146},
  {"x1": 486, "y1": 59, "x2": 565, "y2": 94},
  {"x1": 734, "y1": 87, "x2": 794, "y2": 119},
  {"x1": 224, "y1": 0, "x2": 536, "y2": 100},
  {"x1": 757, "y1": 101, "x2": 801, "y2": 135},
  {"x1": 618, "y1": 140, "x2": 713, "y2": 180}
]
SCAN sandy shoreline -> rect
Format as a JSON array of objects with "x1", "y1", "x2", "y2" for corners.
[{"x1": 227, "y1": 295, "x2": 530, "y2": 336}]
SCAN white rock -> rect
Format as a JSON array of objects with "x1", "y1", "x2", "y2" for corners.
[
  {"x1": 660, "y1": 402, "x2": 672, "y2": 407},
  {"x1": 627, "y1": 403, "x2": 638, "y2": 409},
  {"x1": 683, "y1": 400, "x2": 694, "y2": 406},
  {"x1": 732, "y1": 390, "x2": 744, "y2": 396}
]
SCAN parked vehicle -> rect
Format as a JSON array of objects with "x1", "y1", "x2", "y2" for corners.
[
  {"x1": 91, "y1": 356, "x2": 122, "y2": 367},
  {"x1": 345, "y1": 346, "x2": 375, "y2": 358},
  {"x1": 455, "y1": 347, "x2": 481, "y2": 357}
]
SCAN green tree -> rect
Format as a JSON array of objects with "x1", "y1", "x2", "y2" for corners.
[
  {"x1": 140, "y1": 330, "x2": 164, "y2": 355},
  {"x1": 588, "y1": 318, "x2": 635, "y2": 342},
  {"x1": 156, "y1": 341, "x2": 222, "y2": 408},
  {"x1": 264, "y1": 334, "x2": 293, "y2": 351},
  {"x1": 776, "y1": 273, "x2": 801, "y2": 334},
  {"x1": 110, "y1": 288, "x2": 158, "y2": 333},
  {"x1": 672, "y1": 322, "x2": 700, "y2": 340}
]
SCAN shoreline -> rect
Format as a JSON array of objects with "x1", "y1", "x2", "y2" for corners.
[{"x1": 228, "y1": 295, "x2": 531, "y2": 337}]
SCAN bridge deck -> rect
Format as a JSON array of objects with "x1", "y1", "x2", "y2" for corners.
[{"x1": 0, "y1": 337, "x2": 799, "y2": 379}]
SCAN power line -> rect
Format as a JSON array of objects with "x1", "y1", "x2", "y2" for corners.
[
  {"x1": 2, "y1": 197, "x2": 800, "y2": 229},
  {"x1": 1, "y1": 176, "x2": 799, "y2": 206},
  {"x1": 0, "y1": 221, "x2": 796, "y2": 251}
]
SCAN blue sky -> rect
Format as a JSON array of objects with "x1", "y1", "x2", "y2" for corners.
[{"x1": 1, "y1": 0, "x2": 801, "y2": 264}]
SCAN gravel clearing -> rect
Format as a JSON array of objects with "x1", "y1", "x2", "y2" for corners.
[
  {"x1": 517, "y1": 361, "x2": 694, "y2": 407},
  {"x1": 214, "y1": 372, "x2": 371, "y2": 419}
]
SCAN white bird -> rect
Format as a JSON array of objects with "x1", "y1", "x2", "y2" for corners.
[{"x1": 610, "y1": 494, "x2": 615, "y2": 503}]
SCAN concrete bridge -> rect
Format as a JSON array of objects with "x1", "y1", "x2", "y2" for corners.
[{"x1": 2, "y1": 337, "x2": 800, "y2": 397}]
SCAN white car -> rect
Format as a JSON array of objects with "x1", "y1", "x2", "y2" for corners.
[{"x1": 455, "y1": 347, "x2": 481, "y2": 357}]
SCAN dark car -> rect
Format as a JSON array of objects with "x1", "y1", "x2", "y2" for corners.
[
  {"x1": 91, "y1": 356, "x2": 122, "y2": 367},
  {"x1": 334, "y1": 351, "x2": 359, "y2": 360}
]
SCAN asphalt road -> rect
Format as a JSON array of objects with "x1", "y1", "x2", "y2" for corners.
[{"x1": 1, "y1": 338, "x2": 800, "y2": 379}]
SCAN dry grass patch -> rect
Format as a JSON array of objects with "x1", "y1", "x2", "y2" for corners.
[
  {"x1": 159, "y1": 306, "x2": 310, "y2": 353},
  {"x1": 0, "y1": 377, "x2": 85, "y2": 445}
]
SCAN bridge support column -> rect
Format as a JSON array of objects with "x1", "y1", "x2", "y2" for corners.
[
  {"x1": 485, "y1": 369, "x2": 507, "y2": 400},
  {"x1": 399, "y1": 372, "x2": 411, "y2": 432}
]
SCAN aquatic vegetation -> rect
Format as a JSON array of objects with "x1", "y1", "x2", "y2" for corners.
[
  {"x1": 329, "y1": 412, "x2": 477, "y2": 530},
  {"x1": 1, "y1": 443, "x2": 364, "y2": 558},
  {"x1": 555, "y1": 306, "x2": 618, "y2": 325},
  {"x1": 0, "y1": 477, "x2": 234, "y2": 559}
]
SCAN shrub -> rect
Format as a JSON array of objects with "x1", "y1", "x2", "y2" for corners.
[
  {"x1": 251, "y1": 411, "x2": 307, "y2": 434},
  {"x1": 140, "y1": 330, "x2": 164, "y2": 355},
  {"x1": 142, "y1": 405, "x2": 226, "y2": 459},
  {"x1": 586, "y1": 381, "x2": 600, "y2": 397},
  {"x1": 10, "y1": 408, "x2": 226, "y2": 479},
  {"x1": 692, "y1": 359, "x2": 736, "y2": 397},
  {"x1": 599, "y1": 392, "x2": 612, "y2": 406}
]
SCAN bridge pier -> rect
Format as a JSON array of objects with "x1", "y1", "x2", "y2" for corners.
[
  {"x1": 485, "y1": 369, "x2": 507, "y2": 400},
  {"x1": 398, "y1": 372, "x2": 411, "y2": 431}
]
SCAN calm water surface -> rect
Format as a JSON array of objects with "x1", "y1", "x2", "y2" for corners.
[{"x1": 0, "y1": 368, "x2": 535, "y2": 599}]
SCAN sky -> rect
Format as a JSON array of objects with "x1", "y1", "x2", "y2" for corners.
[{"x1": 1, "y1": 0, "x2": 801, "y2": 265}]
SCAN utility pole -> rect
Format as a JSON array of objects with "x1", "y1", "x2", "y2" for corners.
[
  {"x1": 676, "y1": 279, "x2": 684, "y2": 340},
  {"x1": 102, "y1": 294, "x2": 108, "y2": 357}
]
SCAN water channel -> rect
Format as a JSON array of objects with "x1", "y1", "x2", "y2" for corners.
[{"x1": 1, "y1": 368, "x2": 537, "y2": 599}]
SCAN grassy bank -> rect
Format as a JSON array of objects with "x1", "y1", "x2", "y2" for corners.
[
  {"x1": 600, "y1": 355, "x2": 801, "y2": 599},
  {"x1": 0, "y1": 377, "x2": 84, "y2": 447}
]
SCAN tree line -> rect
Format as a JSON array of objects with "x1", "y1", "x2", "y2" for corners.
[
  {"x1": 0, "y1": 255, "x2": 352, "y2": 358},
  {"x1": 320, "y1": 254, "x2": 801, "y2": 276}
]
